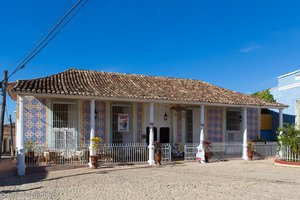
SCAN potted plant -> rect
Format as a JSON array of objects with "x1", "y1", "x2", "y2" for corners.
[
  {"x1": 154, "y1": 141, "x2": 162, "y2": 165},
  {"x1": 203, "y1": 139, "x2": 212, "y2": 162},
  {"x1": 90, "y1": 136, "x2": 102, "y2": 169},
  {"x1": 247, "y1": 141, "x2": 256, "y2": 160},
  {"x1": 24, "y1": 140, "x2": 35, "y2": 163}
]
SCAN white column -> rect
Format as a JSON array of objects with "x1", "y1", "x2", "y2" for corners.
[
  {"x1": 278, "y1": 108, "x2": 284, "y2": 158},
  {"x1": 148, "y1": 102, "x2": 155, "y2": 165},
  {"x1": 196, "y1": 105, "x2": 206, "y2": 163},
  {"x1": 242, "y1": 108, "x2": 248, "y2": 160},
  {"x1": 17, "y1": 96, "x2": 25, "y2": 176},
  {"x1": 200, "y1": 105, "x2": 205, "y2": 147},
  {"x1": 89, "y1": 99, "x2": 95, "y2": 168}
]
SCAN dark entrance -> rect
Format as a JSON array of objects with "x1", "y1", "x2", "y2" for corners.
[
  {"x1": 146, "y1": 127, "x2": 157, "y2": 145},
  {"x1": 159, "y1": 127, "x2": 170, "y2": 143}
]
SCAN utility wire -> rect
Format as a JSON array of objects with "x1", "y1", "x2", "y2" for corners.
[
  {"x1": 18, "y1": 0, "x2": 89, "y2": 69},
  {"x1": 8, "y1": 0, "x2": 83, "y2": 79},
  {"x1": 8, "y1": 0, "x2": 89, "y2": 80},
  {"x1": 5, "y1": 0, "x2": 77, "y2": 73}
]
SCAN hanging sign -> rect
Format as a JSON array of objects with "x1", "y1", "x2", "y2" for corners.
[{"x1": 118, "y1": 114, "x2": 129, "y2": 132}]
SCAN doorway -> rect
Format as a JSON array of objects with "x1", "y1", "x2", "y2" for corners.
[{"x1": 160, "y1": 127, "x2": 170, "y2": 143}]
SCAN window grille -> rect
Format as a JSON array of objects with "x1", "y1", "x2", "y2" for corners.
[
  {"x1": 52, "y1": 103, "x2": 77, "y2": 149},
  {"x1": 226, "y1": 111, "x2": 241, "y2": 131},
  {"x1": 112, "y1": 105, "x2": 132, "y2": 143}
]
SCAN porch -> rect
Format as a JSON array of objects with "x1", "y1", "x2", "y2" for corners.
[
  {"x1": 15, "y1": 97, "x2": 285, "y2": 174},
  {"x1": 23, "y1": 141, "x2": 277, "y2": 168}
]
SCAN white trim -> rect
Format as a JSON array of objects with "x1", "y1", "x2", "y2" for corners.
[
  {"x1": 200, "y1": 105, "x2": 205, "y2": 145},
  {"x1": 89, "y1": 99, "x2": 95, "y2": 168},
  {"x1": 148, "y1": 102, "x2": 155, "y2": 165},
  {"x1": 278, "y1": 82, "x2": 300, "y2": 91},
  {"x1": 242, "y1": 108, "x2": 248, "y2": 160},
  {"x1": 278, "y1": 69, "x2": 300, "y2": 79},
  {"x1": 14, "y1": 93, "x2": 287, "y2": 109}
]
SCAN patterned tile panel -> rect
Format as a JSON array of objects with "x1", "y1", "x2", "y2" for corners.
[
  {"x1": 137, "y1": 103, "x2": 143, "y2": 142},
  {"x1": 207, "y1": 107, "x2": 223, "y2": 142},
  {"x1": 95, "y1": 101, "x2": 106, "y2": 142},
  {"x1": 177, "y1": 111, "x2": 182, "y2": 143},
  {"x1": 82, "y1": 101, "x2": 90, "y2": 144},
  {"x1": 82, "y1": 100, "x2": 106, "y2": 144},
  {"x1": 247, "y1": 108, "x2": 259, "y2": 141},
  {"x1": 23, "y1": 96, "x2": 47, "y2": 144}
]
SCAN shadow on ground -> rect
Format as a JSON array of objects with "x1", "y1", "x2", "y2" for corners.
[{"x1": 0, "y1": 160, "x2": 188, "y2": 187}]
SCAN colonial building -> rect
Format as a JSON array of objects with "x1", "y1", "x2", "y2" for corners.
[
  {"x1": 1, "y1": 123, "x2": 15, "y2": 155},
  {"x1": 9, "y1": 69, "x2": 286, "y2": 175},
  {"x1": 270, "y1": 70, "x2": 300, "y2": 128}
]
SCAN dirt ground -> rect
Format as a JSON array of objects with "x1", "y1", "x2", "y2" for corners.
[{"x1": 1, "y1": 159, "x2": 299, "y2": 200}]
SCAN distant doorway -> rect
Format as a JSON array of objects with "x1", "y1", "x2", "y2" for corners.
[
  {"x1": 160, "y1": 127, "x2": 170, "y2": 143},
  {"x1": 146, "y1": 127, "x2": 157, "y2": 145}
]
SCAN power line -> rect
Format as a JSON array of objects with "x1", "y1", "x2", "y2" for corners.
[
  {"x1": 5, "y1": 0, "x2": 77, "y2": 73},
  {"x1": 8, "y1": 0, "x2": 89, "y2": 80},
  {"x1": 17, "y1": 0, "x2": 89, "y2": 69},
  {"x1": 8, "y1": 0, "x2": 83, "y2": 79}
]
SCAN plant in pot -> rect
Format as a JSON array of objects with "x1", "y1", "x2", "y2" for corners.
[
  {"x1": 247, "y1": 141, "x2": 256, "y2": 160},
  {"x1": 24, "y1": 140, "x2": 35, "y2": 164},
  {"x1": 154, "y1": 141, "x2": 162, "y2": 165},
  {"x1": 90, "y1": 136, "x2": 102, "y2": 169},
  {"x1": 203, "y1": 139, "x2": 212, "y2": 162}
]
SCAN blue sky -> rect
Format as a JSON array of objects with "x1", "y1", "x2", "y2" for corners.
[{"x1": 1, "y1": 0, "x2": 300, "y2": 122}]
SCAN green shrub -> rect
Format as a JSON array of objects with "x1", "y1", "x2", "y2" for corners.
[{"x1": 277, "y1": 123, "x2": 300, "y2": 155}]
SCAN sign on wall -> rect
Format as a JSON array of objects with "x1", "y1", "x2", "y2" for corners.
[{"x1": 118, "y1": 114, "x2": 129, "y2": 132}]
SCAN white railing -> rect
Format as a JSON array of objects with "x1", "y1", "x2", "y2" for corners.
[
  {"x1": 97, "y1": 143, "x2": 149, "y2": 164},
  {"x1": 280, "y1": 146, "x2": 300, "y2": 162},
  {"x1": 25, "y1": 146, "x2": 90, "y2": 166},
  {"x1": 25, "y1": 143, "x2": 172, "y2": 166},
  {"x1": 161, "y1": 143, "x2": 172, "y2": 162},
  {"x1": 254, "y1": 142, "x2": 277, "y2": 157},
  {"x1": 184, "y1": 142, "x2": 277, "y2": 161},
  {"x1": 184, "y1": 143, "x2": 197, "y2": 161}
]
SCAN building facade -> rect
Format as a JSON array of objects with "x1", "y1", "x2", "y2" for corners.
[
  {"x1": 270, "y1": 70, "x2": 300, "y2": 130},
  {"x1": 9, "y1": 69, "x2": 286, "y2": 175},
  {"x1": 1, "y1": 123, "x2": 15, "y2": 155}
]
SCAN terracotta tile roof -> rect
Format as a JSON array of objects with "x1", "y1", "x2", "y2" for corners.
[{"x1": 11, "y1": 68, "x2": 286, "y2": 108}]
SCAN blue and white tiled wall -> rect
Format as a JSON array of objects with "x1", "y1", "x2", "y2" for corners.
[
  {"x1": 177, "y1": 111, "x2": 183, "y2": 143},
  {"x1": 247, "y1": 108, "x2": 260, "y2": 140},
  {"x1": 23, "y1": 96, "x2": 47, "y2": 144},
  {"x1": 136, "y1": 103, "x2": 143, "y2": 142},
  {"x1": 206, "y1": 107, "x2": 223, "y2": 143},
  {"x1": 82, "y1": 100, "x2": 106, "y2": 144}
]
